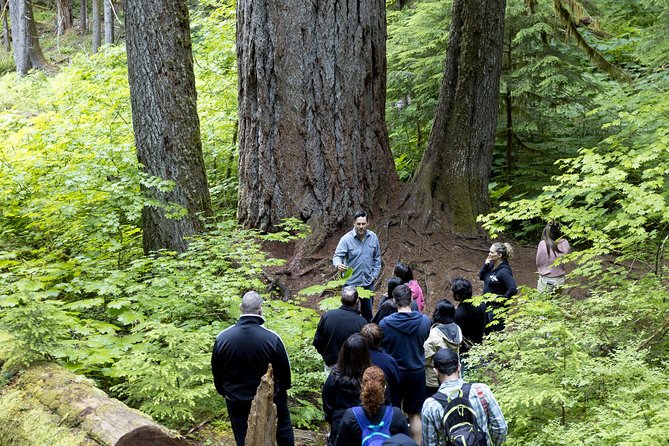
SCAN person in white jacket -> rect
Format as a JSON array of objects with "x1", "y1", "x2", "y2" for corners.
[{"x1": 424, "y1": 299, "x2": 462, "y2": 395}]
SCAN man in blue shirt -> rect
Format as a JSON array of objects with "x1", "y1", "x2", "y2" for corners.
[{"x1": 332, "y1": 210, "x2": 381, "y2": 321}]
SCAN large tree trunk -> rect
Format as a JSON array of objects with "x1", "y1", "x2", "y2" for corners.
[
  {"x1": 55, "y1": 0, "x2": 73, "y2": 35},
  {"x1": 1, "y1": 0, "x2": 10, "y2": 52},
  {"x1": 91, "y1": 0, "x2": 101, "y2": 52},
  {"x1": 410, "y1": 0, "x2": 506, "y2": 235},
  {"x1": 236, "y1": 0, "x2": 397, "y2": 233},
  {"x1": 124, "y1": 0, "x2": 212, "y2": 254},
  {"x1": 80, "y1": 0, "x2": 87, "y2": 32},
  {"x1": 8, "y1": 0, "x2": 52, "y2": 75},
  {"x1": 103, "y1": 0, "x2": 113, "y2": 44},
  {"x1": 0, "y1": 363, "x2": 185, "y2": 445}
]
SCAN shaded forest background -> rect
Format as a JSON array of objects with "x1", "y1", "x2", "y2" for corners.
[{"x1": 0, "y1": 0, "x2": 669, "y2": 444}]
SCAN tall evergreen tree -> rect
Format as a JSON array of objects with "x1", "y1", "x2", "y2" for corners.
[
  {"x1": 91, "y1": 0, "x2": 101, "y2": 53},
  {"x1": 1, "y1": 0, "x2": 10, "y2": 52},
  {"x1": 124, "y1": 0, "x2": 212, "y2": 254},
  {"x1": 235, "y1": 0, "x2": 397, "y2": 233},
  {"x1": 103, "y1": 0, "x2": 113, "y2": 44},
  {"x1": 9, "y1": 0, "x2": 52, "y2": 75},
  {"x1": 55, "y1": 0, "x2": 73, "y2": 35},
  {"x1": 410, "y1": 0, "x2": 506, "y2": 234}
]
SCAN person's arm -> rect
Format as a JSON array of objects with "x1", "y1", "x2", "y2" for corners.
[
  {"x1": 391, "y1": 407, "x2": 411, "y2": 435},
  {"x1": 421, "y1": 401, "x2": 440, "y2": 446},
  {"x1": 312, "y1": 318, "x2": 325, "y2": 354},
  {"x1": 322, "y1": 374, "x2": 336, "y2": 423},
  {"x1": 478, "y1": 385, "x2": 508, "y2": 446},
  {"x1": 333, "y1": 409, "x2": 357, "y2": 446},
  {"x1": 333, "y1": 236, "x2": 348, "y2": 270},
  {"x1": 210, "y1": 340, "x2": 226, "y2": 396},
  {"x1": 500, "y1": 269, "x2": 518, "y2": 299},
  {"x1": 272, "y1": 336, "x2": 292, "y2": 391},
  {"x1": 536, "y1": 242, "x2": 543, "y2": 271},
  {"x1": 479, "y1": 261, "x2": 492, "y2": 280},
  {"x1": 371, "y1": 234, "x2": 381, "y2": 280}
]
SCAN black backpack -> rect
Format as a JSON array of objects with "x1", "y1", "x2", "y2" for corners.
[{"x1": 431, "y1": 383, "x2": 487, "y2": 446}]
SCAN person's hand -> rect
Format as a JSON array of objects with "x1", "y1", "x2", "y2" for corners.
[{"x1": 337, "y1": 264, "x2": 347, "y2": 272}]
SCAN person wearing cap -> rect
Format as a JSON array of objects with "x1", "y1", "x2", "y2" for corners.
[{"x1": 421, "y1": 349, "x2": 507, "y2": 446}]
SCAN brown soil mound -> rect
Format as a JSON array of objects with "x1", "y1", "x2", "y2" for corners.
[{"x1": 264, "y1": 219, "x2": 538, "y2": 316}]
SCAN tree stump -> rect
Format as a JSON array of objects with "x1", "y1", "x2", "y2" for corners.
[{"x1": 244, "y1": 364, "x2": 277, "y2": 446}]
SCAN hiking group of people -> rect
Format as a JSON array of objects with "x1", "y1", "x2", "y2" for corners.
[{"x1": 211, "y1": 211, "x2": 571, "y2": 446}]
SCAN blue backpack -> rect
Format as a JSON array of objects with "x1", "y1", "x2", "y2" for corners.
[{"x1": 351, "y1": 405, "x2": 394, "y2": 446}]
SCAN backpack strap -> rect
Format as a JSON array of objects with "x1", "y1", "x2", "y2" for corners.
[
  {"x1": 351, "y1": 406, "x2": 371, "y2": 430},
  {"x1": 380, "y1": 405, "x2": 394, "y2": 427}
]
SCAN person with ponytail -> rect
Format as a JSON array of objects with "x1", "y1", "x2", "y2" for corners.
[
  {"x1": 479, "y1": 242, "x2": 517, "y2": 333},
  {"x1": 333, "y1": 366, "x2": 409, "y2": 446},
  {"x1": 536, "y1": 222, "x2": 571, "y2": 293}
]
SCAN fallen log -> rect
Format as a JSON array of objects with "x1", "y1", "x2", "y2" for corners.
[{"x1": 0, "y1": 362, "x2": 187, "y2": 446}]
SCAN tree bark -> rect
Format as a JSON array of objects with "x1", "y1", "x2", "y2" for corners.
[
  {"x1": 0, "y1": 363, "x2": 183, "y2": 445},
  {"x1": 236, "y1": 0, "x2": 397, "y2": 233},
  {"x1": 410, "y1": 0, "x2": 506, "y2": 235},
  {"x1": 91, "y1": 0, "x2": 101, "y2": 52},
  {"x1": 103, "y1": 0, "x2": 113, "y2": 44},
  {"x1": 8, "y1": 0, "x2": 52, "y2": 75},
  {"x1": 55, "y1": 0, "x2": 73, "y2": 35},
  {"x1": 245, "y1": 364, "x2": 277, "y2": 446},
  {"x1": 1, "y1": 0, "x2": 10, "y2": 52},
  {"x1": 124, "y1": 0, "x2": 212, "y2": 254},
  {"x1": 80, "y1": 0, "x2": 87, "y2": 32}
]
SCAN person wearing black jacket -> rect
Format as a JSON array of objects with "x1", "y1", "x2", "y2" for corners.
[
  {"x1": 211, "y1": 291, "x2": 294, "y2": 446},
  {"x1": 313, "y1": 286, "x2": 368, "y2": 369},
  {"x1": 479, "y1": 242, "x2": 517, "y2": 333},
  {"x1": 451, "y1": 277, "x2": 486, "y2": 352}
]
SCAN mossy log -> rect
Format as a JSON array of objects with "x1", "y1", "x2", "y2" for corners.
[{"x1": 0, "y1": 362, "x2": 186, "y2": 446}]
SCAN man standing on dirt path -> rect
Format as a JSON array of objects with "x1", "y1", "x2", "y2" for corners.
[
  {"x1": 211, "y1": 291, "x2": 294, "y2": 446},
  {"x1": 333, "y1": 210, "x2": 382, "y2": 322}
]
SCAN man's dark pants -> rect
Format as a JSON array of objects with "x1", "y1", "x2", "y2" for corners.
[
  {"x1": 359, "y1": 283, "x2": 375, "y2": 322},
  {"x1": 225, "y1": 390, "x2": 294, "y2": 446}
]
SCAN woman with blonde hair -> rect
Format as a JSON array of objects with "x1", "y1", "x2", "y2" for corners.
[
  {"x1": 333, "y1": 366, "x2": 409, "y2": 446},
  {"x1": 479, "y1": 242, "x2": 517, "y2": 333}
]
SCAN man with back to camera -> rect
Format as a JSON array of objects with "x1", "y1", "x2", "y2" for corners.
[
  {"x1": 421, "y1": 349, "x2": 507, "y2": 446},
  {"x1": 313, "y1": 285, "x2": 368, "y2": 370},
  {"x1": 332, "y1": 210, "x2": 381, "y2": 322},
  {"x1": 380, "y1": 284, "x2": 431, "y2": 444},
  {"x1": 211, "y1": 291, "x2": 294, "y2": 446}
]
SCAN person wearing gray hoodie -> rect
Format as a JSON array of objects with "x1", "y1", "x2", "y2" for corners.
[
  {"x1": 379, "y1": 284, "x2": 431, "y2": 444},
  {"x1": 423, "y1": 299, "x2": 463, "y2": 394}
]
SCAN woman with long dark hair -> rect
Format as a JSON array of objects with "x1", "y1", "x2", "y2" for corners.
[
  {"x1": 536, "y1": 222, "x2": 571, "y2": 293},
  {"x1": 333, "y1": 366, "x2": 409, "y2": 446},
  {"x1": 322, "y1": 334, "x2": 371, "y2": 445},
  {"x1": 423, "y1": 299, "x2": 462, "y2": 394},
  {"x1": 479, "y1": 242, "x2": 517, "y2": 333}
]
